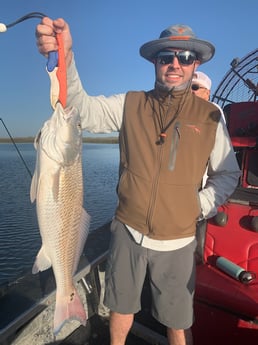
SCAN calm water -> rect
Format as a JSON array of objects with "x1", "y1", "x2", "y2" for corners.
[{"x1": 0, "y1": 143, "x2": 119, "y2": 287}]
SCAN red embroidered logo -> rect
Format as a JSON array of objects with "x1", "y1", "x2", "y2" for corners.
[
  {"x1": 177, "y1": 27, "x2": 187, "y2": 34},
  {"x1": 186, "y1": 124, "x2": 201, "y2": 134}
]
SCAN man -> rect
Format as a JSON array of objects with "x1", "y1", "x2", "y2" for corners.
[
  {"x1": 191, "y1": 71, "x2": 211, "y2": 101},
  {"x1": 36, "y1": 18, "x2": 240, "y2": 345}
]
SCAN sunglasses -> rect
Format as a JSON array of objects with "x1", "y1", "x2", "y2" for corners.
[
  {"x1": 156, "y1": 51, "x2": 197, "y2": 66},
  {"x1": 191, "y1": 84, "x2": 206, "y2": 91}
]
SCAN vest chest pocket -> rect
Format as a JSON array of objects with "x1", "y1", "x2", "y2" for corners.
[
  {"x1": 165, "y1": 121, "x2": 213, "y2": 183},
  {"x1": 168, "y1": 122, "x2": 180, "y2": 171}
]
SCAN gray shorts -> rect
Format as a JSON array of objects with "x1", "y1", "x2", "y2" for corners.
[{"x1": 104, "y1": 218, "x2": 197, "y2": 329}]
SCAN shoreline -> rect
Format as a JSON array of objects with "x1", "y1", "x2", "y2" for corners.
[{"x1": 0, "y1": 136, "x2": 119, "y2": 144}]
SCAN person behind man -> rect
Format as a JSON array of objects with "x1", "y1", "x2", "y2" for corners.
[
  {"x1": 192, "y1": 71, "x2": 227, "y2": 124},
  {"x1": 191, "y1": 71, "x2": 211, "y2": 101},
  {"x1": 36, "y1": 19, "x2": 240, "y2": 345}
]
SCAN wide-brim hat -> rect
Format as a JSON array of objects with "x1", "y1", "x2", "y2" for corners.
[{"x1": 140, "y1": 24, "x2": 215, "y2": 64}]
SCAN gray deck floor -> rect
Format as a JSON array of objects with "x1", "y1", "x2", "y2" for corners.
[{"x1": 62, "y1": 314, "x2": 166, "y2": 345}]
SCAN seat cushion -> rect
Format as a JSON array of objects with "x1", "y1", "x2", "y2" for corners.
[{"x1": 196, "y1": 264, "x2": 258, "y2": 319}]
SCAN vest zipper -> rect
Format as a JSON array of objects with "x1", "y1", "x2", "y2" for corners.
[
  {"x1": 147, "y1": 95, "x2": 181, "y2": 233},
  {"x1": 146, "y1": 144, "x2": 164, "y2": 233},
  {"x1": 168, "y1": 122, "x2": 180, "y2": 171}
]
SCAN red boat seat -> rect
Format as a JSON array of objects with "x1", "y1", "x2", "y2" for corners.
[
  {"x1": 224, "y1": 102, "x2": 258, "y2": 138},
  {"x1": 196, "y1": 264, "x2": 258, "y2": 319},
  {"x1": 196, "y1": 202, "x2": 258, "y2": 320},
  {"x1": 225, "y1": 102, "x2": 258, "y2": 188},
  {"x1": 231, "y1": 136, "x2": 257, "y2": 148},
  {"x1": 204, "y1": 205, "x2": 258, "y2": 271},
  {"x1": 241, "y1": 149, "x2": 258, "y2": 188}
]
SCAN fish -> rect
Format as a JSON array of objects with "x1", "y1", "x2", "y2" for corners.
[{"x1": 30, "y1": 102, "x2": 90, "y2": 335}]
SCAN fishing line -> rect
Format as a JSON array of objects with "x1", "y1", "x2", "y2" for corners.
[
  {"x1": 0, "y1": 118, "x2": 33, "y2": 178},
  {"x1": 0, "y1": 13, "x2": 49, "y2": 179},
  {"x1": 0, "y1": 12, "x2": 47, "y2": 32}
]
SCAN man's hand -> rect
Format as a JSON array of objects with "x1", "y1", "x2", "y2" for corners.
[{"x1": 36, "y1": 17, "x2": 73, "y2": 68}]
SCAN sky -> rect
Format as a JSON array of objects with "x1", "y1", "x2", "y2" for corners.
[{"x1": 0, "y1": 0, "x2": 257, "y2": 138}]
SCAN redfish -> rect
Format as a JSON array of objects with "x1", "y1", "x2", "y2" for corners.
[{"x1": 30, "y1": 102, "x2": 90, "y2": 335}]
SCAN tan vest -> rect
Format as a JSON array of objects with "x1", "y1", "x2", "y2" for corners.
[{"x1": 115, "y1": 89, "x2": 220, "y2": 240}]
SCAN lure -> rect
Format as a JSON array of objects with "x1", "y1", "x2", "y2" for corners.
[{"x1": 0, "y1": 12, "x2": 67, "y2": 108}]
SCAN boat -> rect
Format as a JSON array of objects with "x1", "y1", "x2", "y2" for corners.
[
  {"x1": 192, "y1": 48, "x2": 258, "y2": 344},
  {"x1": 1, "y1": 48, "x2": 258, "y2": 345}
]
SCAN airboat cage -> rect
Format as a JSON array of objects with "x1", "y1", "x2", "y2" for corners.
[{"x1": 212, "y1": 48, "x2": 258, "y2": 108}]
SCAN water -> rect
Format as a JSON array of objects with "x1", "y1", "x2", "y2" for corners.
[{"x1": 0, "y1": 143, "x2": 119, "y2": 287}]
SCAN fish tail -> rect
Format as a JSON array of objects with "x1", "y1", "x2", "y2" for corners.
[{"x1": 53, "y1": 288, "x2": 87, "y2": 335}]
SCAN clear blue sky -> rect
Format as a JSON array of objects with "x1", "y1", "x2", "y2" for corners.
[{"x1": 0, "y1": 0, "x2": 257, "y2": 138}]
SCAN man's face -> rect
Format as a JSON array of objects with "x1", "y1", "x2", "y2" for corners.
[
  {"x1": 155, "y1": 49, "x2": 200, "y2": 90},
  {"x1": 191, "y1": 83, "x2": 210, "y2": 101}
]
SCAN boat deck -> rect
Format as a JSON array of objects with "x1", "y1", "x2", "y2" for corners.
[
  {"x1": 0, "y1": 223, "x2": 167, "y2": 345},
  {"x1": 62, "y1": 315, "x2": 153, "y2": 345},
  {"x1": 61, "y1": 314, "x2": 168, "y2": 345}
]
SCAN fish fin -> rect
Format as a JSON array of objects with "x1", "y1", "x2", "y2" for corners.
[
  {"x1": 51, "y1": 169, "x2": 61, "y2": 202},
  {"x1": 36, "y1": 168, "x2": 60, "y2": 202},
  {"x1": 72, "y1": 208, "x2": 91, "y2": 275},
  {"x1": 30, "y1": 171, "x2": 37, "y2": 203},
  {"x1": 30, "y1": 153, "x2": 40, "y2": 203},
  {"x1": 36, "y1": 167, "x2": 61, "y2": 203},
  {"x1": 53, "y1": 288, "x2": 87, "y2": 335},
  {"x1": 32, "y1": 246, "x2": 52, "y2": 274},
  {"x1": 30, "y1": 131, "x2": 42, "y2": 203}
]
